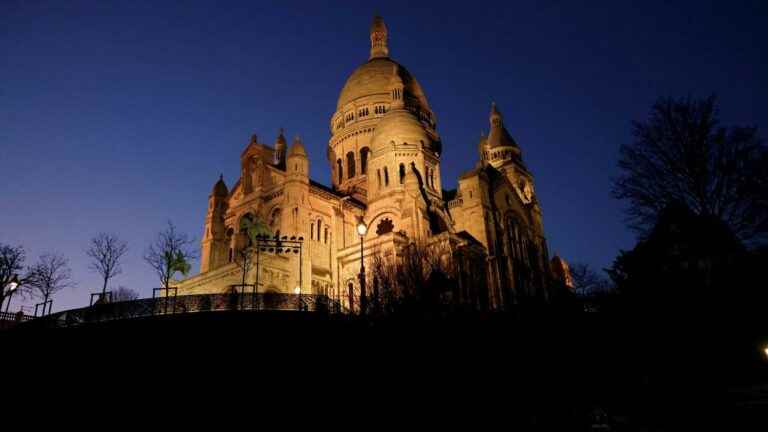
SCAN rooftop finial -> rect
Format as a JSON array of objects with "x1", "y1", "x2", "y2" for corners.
[{"x1": 370, "y1": 15, "x2": 389, "y2": 59}]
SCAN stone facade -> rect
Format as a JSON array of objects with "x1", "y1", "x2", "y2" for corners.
[{"x1": 174, "y1": 16, "x2": 559, "y2": 311}]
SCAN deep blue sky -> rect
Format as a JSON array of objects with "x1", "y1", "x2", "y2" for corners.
[{"x1": 2, "y1": 1, "x2": 766, "y2": 312}]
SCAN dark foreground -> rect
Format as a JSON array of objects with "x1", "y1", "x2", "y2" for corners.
[{"x1": 4, "y1": 308, "x2": 766, "y2": 430}]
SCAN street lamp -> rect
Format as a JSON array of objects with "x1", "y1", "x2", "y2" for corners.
[
  {"x1": 356, "y1": 218, "x2": 367, "y2": 315},
  {"x1": 3, "y1": 274, "x2": 20, "y2": 314}
]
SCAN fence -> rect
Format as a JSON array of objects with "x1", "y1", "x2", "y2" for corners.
[
  {"x1": 20, "y1": 292, "x2": 341, "y2": 329},
  {"x1": 0, "y1": 311, "x2": 33, "y2": 330}
]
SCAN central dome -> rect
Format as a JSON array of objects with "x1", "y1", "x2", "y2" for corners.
[{"x1": 336, "y1": 57, "x2": 431, "y2": 112}]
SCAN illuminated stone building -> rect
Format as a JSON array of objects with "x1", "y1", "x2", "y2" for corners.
[{"x1": 174, "y1": 16, "x2": 558, "y2": 310}]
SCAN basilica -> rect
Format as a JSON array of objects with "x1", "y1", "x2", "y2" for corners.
[{"x1": 174, "y1": 16, "x2": 566, "y2": 311}]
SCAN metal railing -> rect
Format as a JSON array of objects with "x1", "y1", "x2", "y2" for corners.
[
  {"x1": 19, "y1": 292, "x2": 341, "y2": 329},
  {"x1": 0, "y1": 311, "x2": 33, "y2": 322}
]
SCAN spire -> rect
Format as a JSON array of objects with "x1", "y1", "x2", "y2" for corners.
[
  {"x1": 486, "y1": 101, "x2": 520, "y2": 152},
  {"x1": 274, "y1": 128, "x2": 287, "y2": 167},
  {"x1": 389, "y1": 64, "x2": 405, "y2": 109},
  {"x1": 490, "y1": 102, "x2": 502, "y2": 128},
  {"x1": 212, "y1": 174, "x2": 228, "y2": 197},
  {"x1": 276, "y1": 128, "x2": 286, "y2": 145},
  {"x1": 369, "y1": 15, "x2": 389, "y2": 59}
]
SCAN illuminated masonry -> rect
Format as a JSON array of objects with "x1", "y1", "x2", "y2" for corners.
[{"x1": 174, "y1": 16, "x2": 561, "y2": 310}]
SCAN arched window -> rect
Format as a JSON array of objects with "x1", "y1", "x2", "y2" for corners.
[
  {"x1": 337, "y1": 159, "x2": 343, "y2": 183},
  {"x1": 399, "y1": 163, "x2": 405, "y2": 184},
  {"x1": 360, "y1": 147, "x2": 369, "y2": 174},
  {"x1": 347, "y1": 152, "x2": 355, "y2": 178},
  {"x1": 316, "y1": 219, "x2": 322, "y2": 241},
  {"x1": 324, "y1": 227, "x2": 328, "y2": 244},
  {"x1": 376, "y1": 218, "x2": 394, "y2": 235},
  {"x1": 384, "y1": 167, "x2": 389, "y2": 186},
  {"x1": 310, "y1": 223, "x2": 314, "y2": 240},
  {"x1": 269, "y1": 208, "x2": 281, "y2": 231},
  {"x1": 377, "y1": 169, "x2": 382, "y2": 188}
]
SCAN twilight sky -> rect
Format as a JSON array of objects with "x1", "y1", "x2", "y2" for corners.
[{"x1": 1, "y1": 0, "x2": 766, "y2": 312}]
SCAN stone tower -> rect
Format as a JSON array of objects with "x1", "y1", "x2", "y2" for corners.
[{"x1": 200, "y1": 175, "x2": 229, "y2": 272}]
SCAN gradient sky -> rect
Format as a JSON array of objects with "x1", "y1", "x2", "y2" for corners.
[{"x1": 2, "y1": 0, "x2": 766, "y2": 313}]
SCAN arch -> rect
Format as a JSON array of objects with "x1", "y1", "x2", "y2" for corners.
[
  {"x1": 336, "y1": 159, "x2": 343, "y2": 183},
  {"x1": 225, "y1": 228, "x2": 235, "y2": 263},
  {"x1": 364, "y1": 209, "x2": 401, "y2": 240},
  {"x1": 347, "y1": 151, "x2": 356, "y2": 178},
  {"x1": 384, "y1": 167, "x2": 389, "y2": 186},
  {"x1": 427, "y1": 207, "x2": 453, "y2": 235},
  {"x1": 399, "y1": 163, "x2": 405, "y2": 184},
  {"x1": 360, "y1": 147, "x2": 370, "y2": 174}
]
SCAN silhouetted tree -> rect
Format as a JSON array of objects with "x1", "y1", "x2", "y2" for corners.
[
  {"x1": 0, "y1": 243, "x2": 34, "y2": 306},
  {"x1": 569, "y1": 263, "x2": 611, "y2": 297},
  {"x1": 144, "y1": 221, "x2": 196, "y2": 291},
  {"x1": 605, "y1": 204, "x2": 745, "y2": 317},
  {"x1": 86, "y1": 232, "x2": 128, "y2": 301},
  {"x1": 613, "y1": 95, "x2": 767, "y2": 245},
  {"x1": 367, "y1": 241, "x2": 458, "y2": 316},
  {"x1": 28, "y1": 253, "x2": 74, "y2": 309},
  {"x1": 112, "y1": 286, "x2": 139, "y2": 302}
]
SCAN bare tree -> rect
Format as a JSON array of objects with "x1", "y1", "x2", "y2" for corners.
[
  {"x1": 569, "y1": 263, "x2": 610, "y2": 297},
  {"x1": 368, "y1": 240, "x2": 458, "y2": 315},
  {"x1": 112, "y1": 286, "x2": 140, "y2": 302},
  {"x1": 613, "y1": 95, "x2": 767, "y2": 244},
  {"x1": 86, "y1": 233, "x2": 128, "y2": 300},
  {"x1": 1, "y1": 243, "x2": 32, "y2": 306},
  {"x1": 28, "y1": 253, "x2": 74, "y2": 308},
  {"x1": 144, "y1": 221, "x2": 196, "y2": 291}
]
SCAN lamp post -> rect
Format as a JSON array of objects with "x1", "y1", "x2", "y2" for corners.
[
  {"x1": 3, "y1": 274, "x2": 20, "y2": 314},
  {"x1": 356, "y1": 219, "x2": 368, "y2": 316}
]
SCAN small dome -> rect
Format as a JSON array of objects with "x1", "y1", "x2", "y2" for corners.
[
  {"x1": 288, "y1": 136, "x2": 307, "y2": 157},
  {"x1": 212, "y1": 174, "x2": 228, "y2": 197},
  {"x1": 371, "y1": 108, "x2": 430, "y2": 151},
  {"x1": 550, "y1": 255, "x2": 574, "y2": 289},
  {"x1": 478, "y1": 132, "x2": 488, "y2": 152}
]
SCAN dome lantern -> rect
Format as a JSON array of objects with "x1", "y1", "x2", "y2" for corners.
[{"x1": 370, "y1": 15, "x2": 389, "y2": 59}]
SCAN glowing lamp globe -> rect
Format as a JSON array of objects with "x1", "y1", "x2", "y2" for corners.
[{"x1": 7, "y1": 274, "x2": 19, "y2": 292}]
